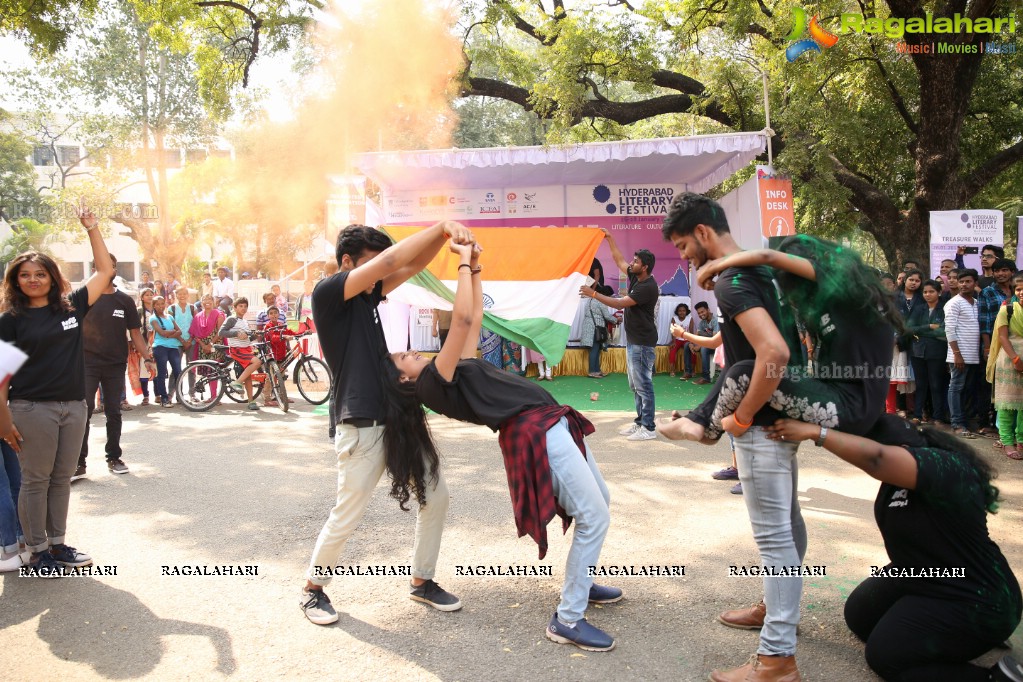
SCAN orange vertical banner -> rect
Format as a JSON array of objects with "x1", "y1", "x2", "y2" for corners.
[{"x1": 758, "y1": 175, "x2": 796, "y2": 238}]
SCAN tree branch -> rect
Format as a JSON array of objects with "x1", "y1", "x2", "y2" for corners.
[
  {"x1": 867, "y1": 43, "x2": 918, "y2": 135},
  {"x1": 962, "y1": 139, "x2": 1023, "y2": 201},
  {"x1": 493, "y1": 0, "x2": 558, "y2": 46},
  {"x1": 829, "y1": 153, "x2": 903, "y2": 226},
  {"x1": 195, "y1": 1, "x2": 262, "y2": 87},
  {"x1": 463, "y1": 76, "x2": 736, "y2": 127}
]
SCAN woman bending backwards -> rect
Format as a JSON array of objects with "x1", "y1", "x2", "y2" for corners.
[
  {"x1": 660, "y1": 235, "x2": 900, "y2": 442},
  {"x1": 384, "y1": 240, "x2": 621, "y2": 652}
]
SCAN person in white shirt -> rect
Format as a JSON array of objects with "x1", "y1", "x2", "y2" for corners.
[
  {"x1": 945, "y1": 269, "x2": 981, "y2": 438},
  {"x1": 212, "y1": 267, "x2": 235, "y2": 312}
]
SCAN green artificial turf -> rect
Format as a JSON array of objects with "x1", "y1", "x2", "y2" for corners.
[{"x1": 313, "y1": 373, "x2": 713, "y2": 416}]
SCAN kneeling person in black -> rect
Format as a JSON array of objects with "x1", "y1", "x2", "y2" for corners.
[{"x1": 768, "y1": 414, "x2": 1022, "y2": 682}]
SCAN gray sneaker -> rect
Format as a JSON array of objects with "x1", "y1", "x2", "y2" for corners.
[
  {"x1": 410, "y1": 579, "x2": 462, "y2": 611},
  {"x1": 108, "y1": 459, "x2": 129, "y2": 475},
  {"x1": 618, "y1": 423, "x2": 641, "y2": 436},
  {"x1": 300, "y1": 588, "x2": 338, "y2": 625},
  {"x1": 626, "y1": 428, "x2": 657, "y2": 441}
]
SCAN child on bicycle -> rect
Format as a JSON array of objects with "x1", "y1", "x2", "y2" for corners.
[
  {"x1": 219, "y1": 297, "x2": 263, "y2": 411},
  {"x1": 263, "y1": 306, "x2": 301, "y2": 363}
]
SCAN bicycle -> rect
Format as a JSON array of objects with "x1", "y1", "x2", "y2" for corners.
[
  {"x1": 176, "y1": 338, "x2": 290, "y2": 412},
  {"x1": 261, "y1": 325, "x2": 331, "y2": 405}
]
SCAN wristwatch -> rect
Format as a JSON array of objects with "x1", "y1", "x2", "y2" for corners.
[{"x1": 815, "y1": 426, "x2": 828, "y2": 447}]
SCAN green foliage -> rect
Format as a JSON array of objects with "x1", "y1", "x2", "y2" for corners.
[
  {"x1": 453, "y1": 97, "x2": 546, "y2": 147},
  {"x1": 0, "y1": 129, "x2": 40, "y2": 222},
  {"x1": 0, "y1": 218, "x2": 54, "y2": 267},
  {"x1": 460, "y1": 0, "x2": 1023, "y2": 264},
  {"x1": 0, "y1": 1, "x2": 100, "y2": 54}
]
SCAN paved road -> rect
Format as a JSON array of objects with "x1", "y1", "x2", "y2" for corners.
[{"x1": 3, "y1": 401, "x2": 1021, "y2": 680}]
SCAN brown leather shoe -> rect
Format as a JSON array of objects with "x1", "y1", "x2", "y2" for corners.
[
  {"x1": 709, "y1": 653, "x2": 801, "y2": 682},
  {"x1": 718, "y1": 601, "x2": 765, "y2": 629}
]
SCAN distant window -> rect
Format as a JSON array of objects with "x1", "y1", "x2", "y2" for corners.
[
  {"x1": 116, "y1": 262, "x2": 135, "y2": 281},
  {"x1": 57, "y1": 145, "x2": 80, "y2": 166},
  {"x1": 185, "y1": 149, "x2": 207, "y2": 164},
  {"x1": 164, "y1": 149, "x2": 181, "y2": 168},
  {"x1": 32, "y1": 145, "x2": 54, "y2": 166},
  {"x1": 209, "y1": 149, "x2": 231, "y2": 159},
  {"x1": 62, "y1": 262, "x2": 85, "y2": 283}
]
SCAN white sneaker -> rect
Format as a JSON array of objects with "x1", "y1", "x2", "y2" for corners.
[
  {"x1": 627, "y1": 428, "x2": 657, "y2": 441},
  {"x1": 618, "y1": 423, "x2": 641, "y2": 436},
  {"x1": 0, "y1": 553, "x2": 26, "y2": 572}
]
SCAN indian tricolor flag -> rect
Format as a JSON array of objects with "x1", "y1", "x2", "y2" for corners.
[{"x1": 382, "y1": 227, "x2": 604, "y2": 364}]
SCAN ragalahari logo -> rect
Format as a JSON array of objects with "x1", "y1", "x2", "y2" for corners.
[{"x1": 785, "y1": 8, "x2": 840, "y2": 61}]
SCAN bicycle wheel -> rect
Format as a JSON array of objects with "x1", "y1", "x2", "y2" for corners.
[
  {"x1": 268, "y1": 361, "x2": 289, "y2": 413},
  {"x1": 295, "y1": 357, "x2": 331, "y2": 404},
  {"x1": 225, "y1": 360, "x2": 265, "y2": 402},
  {"x1": 176, "y1": 362, "x2": 226, "y2": 412}
]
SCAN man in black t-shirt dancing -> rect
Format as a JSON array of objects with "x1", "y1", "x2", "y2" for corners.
[
  {"x1": 663, "y1": 193, "x2": 805, "y2": 682},
  {"x1": 300, "y1": 221, "x2": 475, "y2": 625}
]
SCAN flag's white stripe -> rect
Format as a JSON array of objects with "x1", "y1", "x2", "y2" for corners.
[{"x1": 388, "y1": 273, "x2": 588, "y2": 326}]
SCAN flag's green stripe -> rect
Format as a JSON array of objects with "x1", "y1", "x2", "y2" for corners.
[{"x1": 404, "y1": 269, "x2": 570, "y2": 363}]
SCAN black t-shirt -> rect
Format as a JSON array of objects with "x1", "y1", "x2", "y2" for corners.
[
  {"x1": 415, "y1": 358, "x2": 557, "y2": 431},
  {"x1": 0, "y1": 287, "x2": 91, "y2": 401},
  {"x1": 809, "y1": 262, "x2": 894, "y2": 427},
  {"x1": 83, "y1": 290, "x2": 141, "y2": 366},
  {"x1": 715, "y1": 265, "x2": 801, "y2": 426},
  {"x1": 311, "y1": 272, "x2": 387, "y2": 424},
  {"x1": 876, "y1": 447, "x2": 1022, "y2": 617},
  {"x1": 624, "y1": 271, "x2": 658, "y2": 347}
]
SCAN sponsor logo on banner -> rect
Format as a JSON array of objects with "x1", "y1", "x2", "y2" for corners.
[{"x1": 591, "y1": 184, "x2": 675, "y2": 216}]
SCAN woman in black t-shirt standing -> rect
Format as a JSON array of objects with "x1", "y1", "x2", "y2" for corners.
[
  {"x1": 384, "y1": 241, "x2": 621, "y2": 653},
  {"x1": 768, "y1": 414, "x2": 1022, "y2": 681},
  {"x1": 0, "y1": 204, "x2": 114, "y2": 577}
]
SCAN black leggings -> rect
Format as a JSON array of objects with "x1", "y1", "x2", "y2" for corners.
[
  {"x1": 844, "y1": 577, "x2": 1019, "y2": 681},
  {"x1": 688, "y1": 360, "x2": 881, "y2": 439}
]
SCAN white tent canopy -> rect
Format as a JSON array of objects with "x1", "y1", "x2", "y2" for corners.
[{"x1": 356, "y1": 131, "x2": 768, "y2": 192}]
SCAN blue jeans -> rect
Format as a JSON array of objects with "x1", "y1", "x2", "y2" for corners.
[
  {"x1": 153, "y1": 345, "x2": 182, "y2": 401},
  {"x1": 587, "y1": 343, "x2": 603, "y2": 375},
  {"x1": 947, "y1": 363, "x2": 979, "y2": 429},
  {"x1": 626, "y1": 344, "x2": 656, "y2": 431},
  {"x1": 683, "y1": 346, "x2": 694, "y2": 375},
  {"x1": 0, "y1": 441, "x2": 22, "y2": 553},
  {"x1": 734, "y1": 428, "x2": 805, "y2": 657},
  {"x1": 547, "y1": 418, "x2": 610, "y2": 623},
  {"x1": 701, "y1": 347, "x2": 714, "y2": 381}
]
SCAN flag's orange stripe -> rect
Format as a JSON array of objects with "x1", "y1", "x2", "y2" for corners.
[{"x1": 382, "y1": 226, "x2": 605, "y2": 281}]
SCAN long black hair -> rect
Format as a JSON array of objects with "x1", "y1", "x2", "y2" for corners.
[
  {"x1": 774, "y1": 235, "x2": 905, "y2": 335},
  {"x1": 867, "y1": 414, "x2": 1000, "y2": 513},
  {"x1": 379, "y1": 355, "x2": 440, "y2": 511}
]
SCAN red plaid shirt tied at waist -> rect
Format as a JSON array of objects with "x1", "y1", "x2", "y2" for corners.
[{"x1": 497, "y1": 405, "x2": 595, "y2": 560}]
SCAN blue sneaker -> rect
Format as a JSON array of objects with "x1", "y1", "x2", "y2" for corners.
[
  {"x1": 49, "y1": 544, "x2": 92, "y2": 568},
  {"x1": 588, "y1": 584, "x2": 623, "y2": 604},
  {"x1": 546, "y1": 612, "x2": 615, "y2": 651}
]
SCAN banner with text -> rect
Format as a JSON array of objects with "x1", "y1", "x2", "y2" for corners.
[
  {"x1": 929, "y1": 209, "x2": 1003, "y2": 279},
  {"x1": 384, "y1": 184, "x2": 691, "y2": 296}
]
